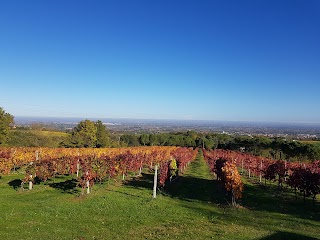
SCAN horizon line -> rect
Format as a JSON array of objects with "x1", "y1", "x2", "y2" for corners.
[{"x1": 14, "y1": 115, "x2": 320, "y2": 125}]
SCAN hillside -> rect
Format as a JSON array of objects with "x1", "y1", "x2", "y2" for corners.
[{"x1": 0, "y1": 150, "x2": 319, "y2": 240}]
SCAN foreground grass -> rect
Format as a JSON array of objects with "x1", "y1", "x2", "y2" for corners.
[{"x1": 0, "y1": 151, "x2": 319, "y2": 240}]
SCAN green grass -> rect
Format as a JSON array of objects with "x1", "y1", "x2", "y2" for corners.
[
  {"x1": 10, "y1": 129, "x2": 69, "y2": 137},
  {"x1": 0, "y1": 150, "x2": 319, "y2": 240},
  {"x1": 298, "y1": 140, "x2": 320, "y2": 145},
  {"x1": 32, "y1": 130, "x2": 69, "y2": 137},
  {"x1": 7, "y1": 129, "x2": 68, "y2": 147}
]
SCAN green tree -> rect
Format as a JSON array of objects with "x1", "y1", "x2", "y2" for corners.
[
  {"x1": 0, "y1": 107, "x2": 14, "y2": 145},
  {"x1": 304, "y1": 144, "x2": 320, "y2": 161},
  {"x1": 149, "y1": 134, "x2": 159, "y2": 146},
  {"x1": 216, "y1": 133, "x2": 232, "y2": 148},
  {"x1": 167, "y1": 134, "x2": 180, "y2": 146},
  {"x1": 157, "y1": 133, "x2": 169, "y2": 146},
  {"x1": 175, "y1": 135, "x2": 185, "y2": 146},
  {"x1": 121, "y1": 134, "x2": 140, "y2": 147},
  {"x1": 95, "y1": 120, "x2": 110, "y2": 148},
  {"x1": 203, "y1": 136, "x2": 217, "y2": 149},
  {"x1": 183, "y1": 136, "x2": 196, "y2": 147},
  {"x1": 70, "y1": 120, "x2": 97, "y2": 148},
  {"x1": 140, "y1": 134, "x2": 150, "y2": 146}
]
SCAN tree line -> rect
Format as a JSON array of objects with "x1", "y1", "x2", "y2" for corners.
[{"x1": 120, "y1": 133, "x2": 320, "y2": 161}]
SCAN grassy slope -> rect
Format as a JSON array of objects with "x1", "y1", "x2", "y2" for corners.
[
  {"x1": 298, "y1": 140, "x2": 320, "y2": 145},
  {"x1": 10, "y1": 129, "x2": 69, "y2": 137},
  {"x1": 6, "y1": 130, "x2": 68, "y2": 147},
  {"x1": 32, "y1": 130, "x2": 69, "y2": 137},
  {"x1": 0, "y1": 150, "x2": 319, "y2": 240}
]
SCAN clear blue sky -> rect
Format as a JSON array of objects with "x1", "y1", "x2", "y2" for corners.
[{"x1": 1, "y1": 0, "x2": 320, "y2": 123}]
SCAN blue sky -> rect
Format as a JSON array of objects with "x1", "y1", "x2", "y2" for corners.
[{"x1": 1, "y1": 0, "x2": 320, "y2": 123}]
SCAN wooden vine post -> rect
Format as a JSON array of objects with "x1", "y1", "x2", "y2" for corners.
[
  {"x1": 29, "y1": 174, "x2": 33, "y2": 190},
  {"x1": 86, "y1": 176, "x2": 90, "y2": 194},
  {"x1": 122, "y1": 168, "x2": 126, "y2": 181},
  {"x1": 153, "y1": 164, "x2": 158, "y2": 199},
  {"x1": 76, "y1": 151, "x2": 80, "y2": 178},
  {"x1": 28, "y1": 150, "x2": 39, "y2": 190},
  {"x1": 284, "y1": 160, "x2": 287, "y2": 182},
  {"x1": 259, "y1": 160, "x2": 263, "y2": 183},
  {"x1": 76, "y1": 160, "x2": 80, "y2": 177},
  {"x1": 85, "y1": 170, "x2": 91, "y2": 194},
  {"x1": 139, "y1": 160, "x2": 143, "y2": 176},
  {"x1": 241, "y1": 159, "x2": 244, "y2": 174}
]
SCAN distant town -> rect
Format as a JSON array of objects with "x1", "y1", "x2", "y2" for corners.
[{"x1": 14, "y1": 116, "x2": 320, "y2": 140}]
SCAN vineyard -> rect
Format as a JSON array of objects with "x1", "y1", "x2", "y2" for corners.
[
  {"x1": 203, "y1": 149, "x2": 320, "y2": 202},
  {"x1": 1, "y1": 146, "x2": 319, "y2": 201},
  {"x1": 0, "y1": 147, "x2": 319, "y2": 239},
  {"x1": 0, "y1": 146, "x2": 197, "y2": 196}
]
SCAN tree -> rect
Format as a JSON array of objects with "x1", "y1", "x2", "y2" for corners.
[
  {"x1": 157, "y1": 133, "x2": 169, "y2": 146},
  {"x1": 203, "y1": 138, "x2": 216, "y2": 149},
  {"x1": 0, "y1": 107, "x2": 14, "y2": 145},
  {"x1": 66, "y1": 120, "x2": 111, "y2": 148},
  {"x1": 140, "y1": 134, "x2": 150, "y2": 146},
  {"x1": 167, "y1": 135, "x2": 180, "y2": 146},
  {"x1": 70, "y1": 120, "x2": 97, "y2": 148},
  {"x1": 183, "y1": 136, "x2": 196, "y2": 147},
  {"x1": 149, "y1": 134, "x2": 159, "y2": 146},
  {"x1": 305, "y1": 144, "x2": 320, "y2": 161},
  {"x1": 95, "y1": 120, "x2": 110, "y2": 148},
  {"x1": 121, "y1": 134, "x2": 140, "y2": 147}
]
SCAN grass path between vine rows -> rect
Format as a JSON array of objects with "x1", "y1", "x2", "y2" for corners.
[
  {"x1": 0, "y1": 149, "x2": 319, "y2": 240},
  {"x1": 164, "y1": 149, "x2": 221, "y2": 203}
]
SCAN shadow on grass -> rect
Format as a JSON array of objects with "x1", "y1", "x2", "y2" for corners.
[
  {"x1": 106, "y1": 189, "x2": 144, "y2": 199},
  {"x1": 124, "y1": 172, "x2": 229, "y2": 204},
  {"x1": 8, "y1": 179, "x2": 22, "y2": 190},
  {"x1": 8, "y1": 177, "x2": 42, "y2": 190},
  {"x1": 259, "y1": 231, "x2": 319, "y2": 240},
  {"x1": 124, "y1": 173, "x2": 154, "y2": 190},
  {"x1": 165, "y1": 175, "x2": 228, "y2": 204},
  {"x1": 242, "y1": 181, "x2": 320, "y2": 222},
  {"x1": 125, "y1": 165, "x2": 319, "y2": 223},
  {"x1": 48, "y1": 179, "x2": 79, "y2": 194}
]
